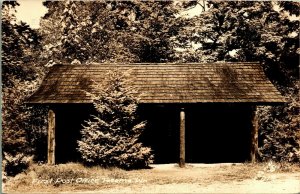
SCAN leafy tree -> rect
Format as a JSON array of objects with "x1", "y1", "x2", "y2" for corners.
[
  {"x1": 40, "y1": 0, "x2": 184, "y2": 64},
  {"x1": 178, "y1": 1, "x2": 299, "y2": 92},
  {"x1": 77, "y1": 70, "x2": 153, "y2": 169},
  {"x1": 121, "y1": 0, "x2": 182, "y2": 62},
  {"x1": 2, "y1": 2, "x2": 48, "y2": 174},
  {"x1": 258, "y1": 94, "x2": 300, "y2": 162}
]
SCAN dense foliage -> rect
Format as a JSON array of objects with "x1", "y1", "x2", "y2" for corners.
[
  {"x1": 2, "y1": 2, "x2": 48, "y2": 176},
  {"x1": 77, "y1": 70, "x2": 153, "y2": 169},
  {"x1": 258, "y1": 95, "x2": 300, "y2": 162},
  {"x1": 41, "y1": 0, "x2": 183, "y2": 64},
  {"x1": 179, "y1": 1, "x2": 299, "y2": 89}
]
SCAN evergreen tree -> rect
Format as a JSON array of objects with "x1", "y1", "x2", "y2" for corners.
[{"x1": 77, "y1": 70, "x2": 153, "y2": 169}]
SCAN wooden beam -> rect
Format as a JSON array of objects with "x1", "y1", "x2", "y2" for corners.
[
  {"x1": 48, "y1": 109, "x2": 56, "y2": 165},
  {"x1": 250, "y1": 106, "x2": 258, "y2": 163},
  {"x1": 179, "y1": 108, "x2": 186, "y2": 167}
]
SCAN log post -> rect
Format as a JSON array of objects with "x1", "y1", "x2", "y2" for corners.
[
  {"x1": 250, "y1": 106, "x2": 258, "y2": 163},
  {"x1": 48, "y1": 109, "x2": 56, "y2": 165},
  {"x1": 179, "y1": 108, "x2": 186, "y2": 167}
]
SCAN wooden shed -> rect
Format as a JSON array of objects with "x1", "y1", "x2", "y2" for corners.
[{"x1": 27, "y1": 62, "x2": 285, "y2": 166}]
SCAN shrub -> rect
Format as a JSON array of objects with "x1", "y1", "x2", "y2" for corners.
[
  {"x1": 32, "y1": 163, "x2": 89, "y2": 186},
  {"x1": 77, "y1": 70, "x2": 154, "y2": 169},
  {"x1": 258, "y1": 93, "x2": 300, "y2": 162},
  {"x1": 2, "y1": 79, "x2": 48, "y2": 175},
  {"x1": 2, "y1": 169, "x2": 8, "y2": 184},
  {"x1": 3, "y1": 152, "x2": 32, "y2": 177}
]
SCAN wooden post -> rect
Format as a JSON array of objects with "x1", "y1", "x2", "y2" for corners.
[
  {"x1": 179, "y1": 108, "x2": 186, "y2": 167},
  {"x1": 48, "y1": 109, "x2": 56, "y2": 165},
  {"x1": 250, "y1": 107, "x2": 258, "y2": 163}
]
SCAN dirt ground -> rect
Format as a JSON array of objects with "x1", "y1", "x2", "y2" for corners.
[
  {"x1": 83, "y1": 163, "x2": 300, "y2": 193},
  {"x1": 4, "y1": 163, "x2": 300, "y2": 193}
]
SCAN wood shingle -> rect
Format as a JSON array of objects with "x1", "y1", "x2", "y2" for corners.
[{"x1": 27, "y1": 62, "x2": 285, "y2": 104}]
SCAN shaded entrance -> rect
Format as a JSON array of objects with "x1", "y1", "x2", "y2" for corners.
[
  {"x1": 185, "y1": 104, "x2": 252, "y2": 163},
  {"x1": 139, "y1": 105, "x2": 180, "y2": 164},
  {"x1": 53, "y1": 103, "x2": 253, "y2": 164},
  {"x1": 54, "y1": 104, "x2": 94, "y2": 163},
  {"x1": 140, "y1": 104, "x2": 253, "y2": 164}
]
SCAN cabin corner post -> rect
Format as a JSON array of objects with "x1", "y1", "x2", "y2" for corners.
[
  {"x1": 48, "y1": 109, "x2": 56, "y2": 165},
  {"x1": 179, "y1": 107, "x2": 186, "y2": 167},
  {"x1": 250, "y1": 106, "x2": 259, "y2": 163}
]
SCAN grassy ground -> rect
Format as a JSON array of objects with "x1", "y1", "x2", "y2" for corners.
[{"x1": 3, "y1": 162, "x2": 300, "y2": 193}]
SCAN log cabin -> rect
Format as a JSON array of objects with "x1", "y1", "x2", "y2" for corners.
[{"x1": 27, "y1": 62, "x2": 285, "y2": 166}]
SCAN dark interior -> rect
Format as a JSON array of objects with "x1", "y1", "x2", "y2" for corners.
[
  {"x1": 139, "y1": 105, "x2": 180, "y2": 164},
  {"x1": 185, "y1": 104, "x2": 252, "y2": 163},
  {"x1": 54, "y1": 103, "x2": 253, "y2": 164},
  {"x1": 54, "y1": 104, "x2": 95, "y2": 164},
  {"x1": 139, "y1": 104, "x2": 253, "y2": 164}
]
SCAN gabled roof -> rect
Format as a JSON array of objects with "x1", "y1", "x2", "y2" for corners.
[{"x1": 27, "y1": 63, "x2": 285, "y2": 104}]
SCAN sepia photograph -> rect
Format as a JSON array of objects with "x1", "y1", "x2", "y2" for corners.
[{"x1": 2, "y1": 0, "x2": 300, "y2": 193}]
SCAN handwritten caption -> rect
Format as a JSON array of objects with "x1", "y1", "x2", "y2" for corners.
[{"x1": 32, "y1": 177, "x2": 147, "y2": 185}]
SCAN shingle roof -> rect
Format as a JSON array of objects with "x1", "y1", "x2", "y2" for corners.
[{"x1": 27, "y1": 63, "x2": 285, "y2": 104}]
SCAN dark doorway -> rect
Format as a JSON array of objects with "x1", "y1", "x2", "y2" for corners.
[
  {"x1": 139, "y1": 105, "x2": 180, "y2": 164},
  {"x1": 186, "y1": 104, "x2": 252, "y2": 163},
  {"x1": 140, "y1": 104, "x2": 252, "y2": 164},
  {"x1": 54, "y1": 104, "x2": 94, "y2": 164}
]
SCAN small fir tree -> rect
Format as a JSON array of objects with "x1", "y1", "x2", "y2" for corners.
[{"x1": 77, "y1": 70, "x2": 153, "y2": 169}]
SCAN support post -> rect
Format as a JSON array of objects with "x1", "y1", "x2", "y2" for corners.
[
  {"x1": 48, "y1": 109, "x2": 56, "y2": 165},
  {"x1": 250, "y1": 106, "x2": 258, "y2": 163},
  {"x1": 179, "y1": 108, "x2": 186, "y2": 167}
]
